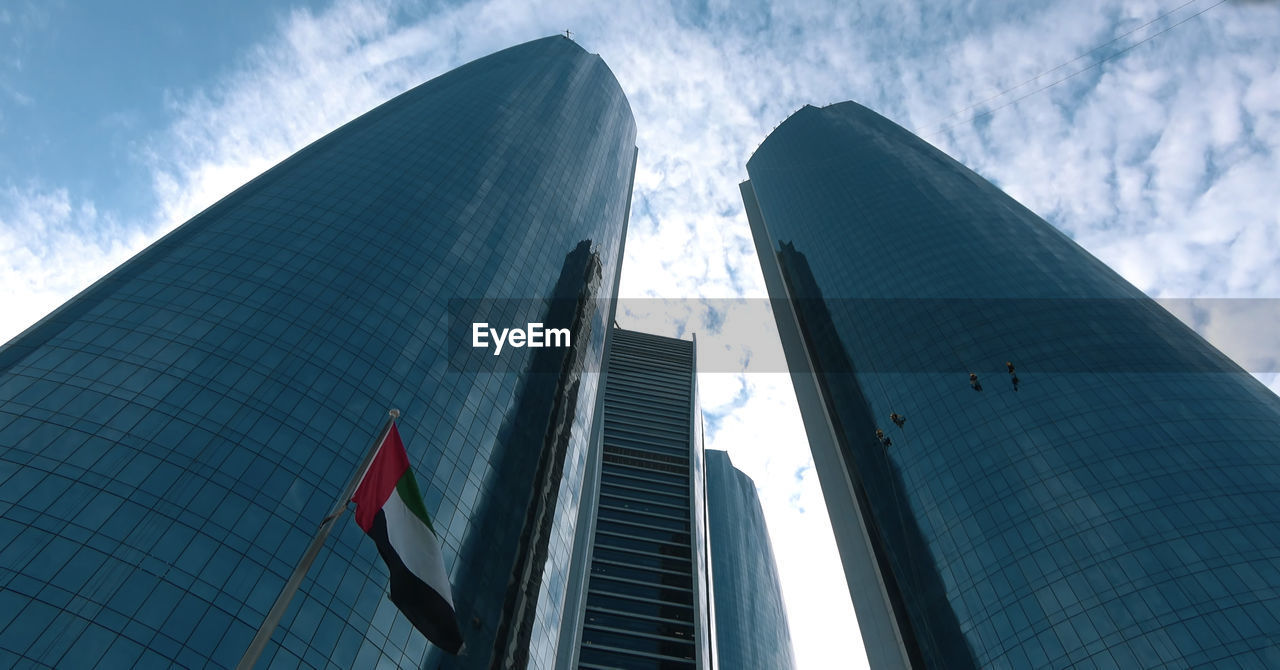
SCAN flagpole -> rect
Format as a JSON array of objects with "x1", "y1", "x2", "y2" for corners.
[{"x1": 236, "y1": 408, "x2": 401, "y2": 670}]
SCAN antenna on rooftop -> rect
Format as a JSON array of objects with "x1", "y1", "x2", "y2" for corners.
[{"x1": 564, "y1": 29, "x2": 573, "y2": 40}]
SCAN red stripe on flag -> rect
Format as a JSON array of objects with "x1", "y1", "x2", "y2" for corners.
[{"x1": 351, "y1": 422, "x2": 411, "y2": 532}]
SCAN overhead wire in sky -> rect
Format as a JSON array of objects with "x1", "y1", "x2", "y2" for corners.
[
  {"x1": 916, "y1": 0, "x2": 1229, "y2": 140},
  {"x1": 919, "y1": 0, "x2": 1197, "y2": 133}
]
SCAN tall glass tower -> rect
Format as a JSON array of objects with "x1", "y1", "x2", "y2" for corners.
[
  {"x1": 743, "y1": 102, "x2": 1280, "y2": 668},
  {"x1": 0, "y1": 36, "x2": 636, "y2": 670},
  {"x1": 562, "y1": 328, "x2": 713, "y2": 669},
  {"x1": 704, "y1": 449, "x2": 796, "y2": 670}
]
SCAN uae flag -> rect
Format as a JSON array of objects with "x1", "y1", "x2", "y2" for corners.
[{"x1": 351, "y1": 422, "x2": 463, "y2": 653}]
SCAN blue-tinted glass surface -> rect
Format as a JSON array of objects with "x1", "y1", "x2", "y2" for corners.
[
  {"x1": 0, "y1": 36, "x2": 635, "y2": 670},
  {"x1": 744, "y1": 102, "x2": 1280, "y2": 668},
  {"x1": 705, "y1": 450, "x2": 795, "y2": 670}
]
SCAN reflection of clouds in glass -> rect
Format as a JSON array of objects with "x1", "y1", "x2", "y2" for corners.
[
  {"x1": 1159, "y1": 298, "x2": 1280, "y2": 373},
  {"x1": 619, "y1": 298, "x2": 1280, "y2": 374}
]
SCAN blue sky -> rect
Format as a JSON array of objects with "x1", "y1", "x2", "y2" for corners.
[{"x1": 3, "y1": 0, "x2": 1279, "y2": 667}]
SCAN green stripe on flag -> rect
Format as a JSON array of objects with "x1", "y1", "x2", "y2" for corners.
[{"x1": 395, "y1": 470, "x2": 436, "y2": 534}]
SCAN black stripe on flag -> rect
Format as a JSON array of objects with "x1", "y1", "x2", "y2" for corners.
[{"x1": 368, "y1": 509, "x2": 464, "y2": 653}]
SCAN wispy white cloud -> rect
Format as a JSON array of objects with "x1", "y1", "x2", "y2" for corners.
[
  {"x1": 146, "y1": 0, "x2": 434, "y2": 231},
  {"x1": 908, "y1": 0, "x2": 1280, "y2": 303},
  {"x1": 0, "y1": 183, "x2": 145, "y2": 340}
]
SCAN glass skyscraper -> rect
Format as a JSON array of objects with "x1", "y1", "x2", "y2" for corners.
[
  {"x1": 704, "y1": 449, "x2": 795, "y2": 670},
  {"x1": 562, "y1": 328, "x2": 713, "y2": 669},
  {"x1": 0, "y1": 36, "x2": 636, "y2": 670},
  {"x1": 743, "y1": 102, "x2": 1280, "y2": 668}
]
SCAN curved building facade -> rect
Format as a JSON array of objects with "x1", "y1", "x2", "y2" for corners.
[
  {"x1": 0, "y1": 36, "x2": 636, "y2": 669},
  {"x1": 705, "y1": 450, "x2": 795, "y2": 670},
  {"x1": 743, "y1": 102, "x2": 1280, "y2": 668}
]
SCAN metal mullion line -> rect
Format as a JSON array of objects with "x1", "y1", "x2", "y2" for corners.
[
  {"x1": 599, "y1": 489, "x2": 691, "y2": 517},
  {"x1": 603, "y1": 394, "x2": 689, "y2": 413},
  {"x1": 603, "y1": 392, "x2": 681, "y2": 409},
  {"x1": 602, "y1": 385, "x2": 687, "y2": 404},
  {"x1": 609, "y1": 363, "x2": 680, "y2": 379},
  {"x1": 591, "y1": 557, "x2": 692, "y2": 579},
  {"x1": 606, "y1": 367, "x2": 689, "y2": 384},
  {"x1": 595, "y1": 518, "x2": 690, "y2": 544},
  {"x1": 609, "y1": 338, "x2": 692, "y2": 358},
  {"x1": 606, "y1": 435, "x2": 696, "y2": 456},
  {"x1": 577, "y1": 642, "x2": 697, "y2": 666},
  {"x1": 609, "y1": 337, "x2": 691, "y2": 356},
  {"x1": 602, "y1": 409, "x2": 690, "y2": 433},
  {"x1": 601, "y1": 430, "x2": 687, "y2": 451},
  {"x1": 605, "y1": 366, "x2": 690, "y2": 385},
  {"x1": 609, "y1": 341, "x2": 692, "y2": 363},
  {"x1": 608, "y1": 362, "x2": 690, "y2": 377},
  {"x1": 605, "y1": 376, "x2": 685, "y2": 392},
  {"x1": 603, "y1": 379, "x2": 690, "y2": 401},
  {"x1": 611, "y1": 336, "x2": 694, "y2": 355},
  {"x1": 598, "y1": 490, "x2": 688, "y2": 513},
  {"x1": 595, "y1": 508, "x2": 688, "y2": 532},
  {"x1": 601, "y1": 455, "x2": 689, "y2": 479},
  {"x1": 581, "y1": 630, "x2": 694, "y2": 656},
  {"x1": 608, "y1": 352, "x2": 691, "y2": 369},
  {"x1": 601, "y1": 379, "x2": 691, "y2": 402},
  {"x1": 598, "y1": 481, "x2": 687, "y2": 506},
  {"x1": 603, "y1": 400, "x2": 690, "y2": 423},
  {"x1": 603, "y1": 438, "x2": 689, "y2": 461},
  {"x1": 593, "y1": 529, "x2": 691, "y2": 553},
  {"x1": 603, "y1": 417, "x2": 689, "y2": 440},
  {"x1": 603, "y1": 441, "x2": 689, "y2": 463},
  {"x1": 603, "y1": 391, "x2": 688, "y2": 407},
  {"x1": 589, "y1": 573, "x2": 694, "y2": 596},
  {"x1": 603, "y1": 461, "x2": 687, "y2": 486},
  {"x1": 585, "y1": 604, "x2": 697, "y2": 629},
  {"x1": 607, "y1": 378, "x2": 688, "y2": 393},
  {"x1": 585, "y1": 593, "x2": 695, "y2": 620},
  {"x1": 602, "y1": 380, "x2": 689, "y2": 401},
  {"x1": 602, "y1": 465, "x2": 687, "y2": 488},
  {"x1": 597, "y1": 503, "x2": 690, "y2": 529},
  {"x1": 588, "y1": 553, "x2": 691, "y2": 579},
  {"x1": 604, "y1": 441, "x2": 688, "y2": 461},
  {"x1": 586, "y1": 580, "x2": 696, "y2": 608},
  {"x1": 604, "y1": 376, "x2": 690, "y2": 396},
  {"x1": 603, "y1": 438, "x2": 687, "y2": 459},
  {"x1": 603, "y1": 446, "x2": 686, "y2": 465},
  {"x1": 592, "y1": 534, "x2": 692, "y2": 558},
  {"x1": 599, "y1": 475, "x2": 686, "y2": 499},
  {"x1": 603, "y1": 401, "x2": 689, "y2": 419},
  {"x1": 599, "y1": 473, "x2": 685, "y2": 498},
  {"x1": 607, "y1": 352, "x2": 686, "y2": 367},
  {"x1": 581, "y1": 622, "x2": 697, "y2": 647},
  {"x1": 602, "y1": 396, "x2": 690, "y2": 415},
  {"x1": 596, "y1": 511, "x2": 686, "y2": 537},
  {"x1": 598, "y1": 499, "x2": 688, "y2": 521},
  {"x1": 609, "y1": 346, "x2": 690, "y2": 362},
  {"x1": 602, "y1": 446, "x2": 689, "y2": 469}
]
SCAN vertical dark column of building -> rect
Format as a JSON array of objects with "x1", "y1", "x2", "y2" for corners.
[
  {"x1": 743, "y1": 102, "x2": 1280, "y2": 668},
  {"x1": 571, "y1": 328, "x2": 713, "y2": 669},
  {"x1": 704, "y1": 449, "x2": 796, "y2": 670},
  {"x1": 0, "y1": 37, "x2": 636, "y2": 670}
]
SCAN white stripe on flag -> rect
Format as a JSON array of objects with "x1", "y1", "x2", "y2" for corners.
[{"x1": 383, "y1": 489, "x2": 454, "y2": 608}]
